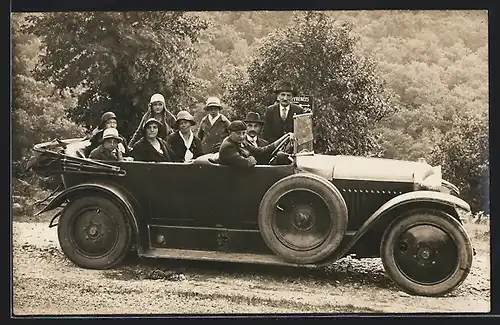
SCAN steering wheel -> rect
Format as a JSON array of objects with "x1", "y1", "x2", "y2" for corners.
[{"x1": 268, "y1": 133, "x2": 292, "y2": 164}]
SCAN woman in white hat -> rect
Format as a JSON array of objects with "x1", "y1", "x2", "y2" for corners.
[
  {"x1": 88, "y1": 128, "x2": 125, "y2": 162},
  {"x1": 86, "y1": 111, "x2": 129, "y2": 157},
  {"x1": 167, "y1": 110, "x2": 203, "y2": 163},
  {"x1": 130, "y1": 118, "x2": 174, "y2": 162},
  {"x1": 129, "y1": 93, "x2": 176, "y2": 149}
]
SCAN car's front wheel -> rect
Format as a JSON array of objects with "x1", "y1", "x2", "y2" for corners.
[
  {"x1": 380, "y1": 208, "x2": 473, "y2": 296},
  {"x1": 57, "y1": 196, "x2": 133, "y2": 269}
]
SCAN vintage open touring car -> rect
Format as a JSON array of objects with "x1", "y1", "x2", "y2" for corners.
[{"x1": 27, "y1": 113, "x2": 474, "y2": 297}]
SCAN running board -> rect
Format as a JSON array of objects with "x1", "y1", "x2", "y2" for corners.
[{"x1": 140, "y1": 248, "x2": 319, "y2": 269}]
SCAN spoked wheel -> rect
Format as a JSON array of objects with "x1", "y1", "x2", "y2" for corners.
[
  {"x1": 259, "y1": 174, "x2": 348, "y2": 264},
  {"x1": 380, "y1": 209, "x2": 473, "y2": 296},
  {"x1": 58, "y1": 196, "x2": 133, "y2": 269}
]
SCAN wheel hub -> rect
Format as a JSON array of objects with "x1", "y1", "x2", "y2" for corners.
[
  {"x1": 71, "y1": 208, "x2": 118, "y2": 256},
  {"x1": 292, "y1": 206, "x2": 315, "y2": 231},
  {"x1": 272, "y1": 190, "x2": 332, "y2": 251},
  {"x1": 85, "y1": 222, "x2": 102, "y2": 239},
  {"x1": 418, "y1": 247, "x2": 431, "y2": 260},
  {"x1": 394, "y1": 224, "x2": 458, "y2": 285}
]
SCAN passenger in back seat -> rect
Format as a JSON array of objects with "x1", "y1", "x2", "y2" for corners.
[
  {"x1": 86, "y1": 111, "x2": 129, "y2": 157},
  {"x1": 89, "y1": 128, "x2": 126, "y2": 161}
]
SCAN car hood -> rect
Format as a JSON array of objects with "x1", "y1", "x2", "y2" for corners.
[{"x1": 295, "y1": 154, "x2": 433, "y2": 182}]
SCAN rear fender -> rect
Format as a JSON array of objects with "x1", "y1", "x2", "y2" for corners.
[
  {"x1": 35, "y1": 182, "x2": 147, "y2": 254},
  {"x1": 325, "y1": 191, "x2": 470, "y2": 262}
]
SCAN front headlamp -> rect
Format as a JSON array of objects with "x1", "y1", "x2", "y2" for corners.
[{"x1": 413, "y1": 162, "x2": 442, "y2": 191}]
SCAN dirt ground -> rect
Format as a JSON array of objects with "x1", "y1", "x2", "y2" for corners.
[{"x1": 11, "y1": 214, "x2": 491, "y2": 316}]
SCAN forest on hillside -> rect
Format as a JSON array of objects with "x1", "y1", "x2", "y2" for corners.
[{"x1": 11, "y1": 10, "x2": 489, "y2": 213}]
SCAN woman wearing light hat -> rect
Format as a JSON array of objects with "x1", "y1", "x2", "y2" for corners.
[
  {"x1": 130, "y1": 118, "x2": 174, "y2": 162},
  {"x1": 197, "y1": 96, "x2": 231, "y2": 154},
  {"x1": 86, "y1": 111, "x2": 129, "y2": 157},
  {"x1": 167, "y1": 110, "x2": 203, "y2": 163},
  {"x1": 89, "y1": 128, "x2": 125, "y2": 161},
  {"x1": 129, "y1": 93, "x2": 176, "y2": 149}
]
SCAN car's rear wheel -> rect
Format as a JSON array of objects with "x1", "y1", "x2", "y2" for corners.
[
  {"x1": 380, "y1": 208, "x2": 473, "y2": 296},
  {"x1": 258, "y1": 174, "x2": 348, "y2": 264},
  {"x1": 58, "y1": 196, "x2": 133, "y2": 269}
]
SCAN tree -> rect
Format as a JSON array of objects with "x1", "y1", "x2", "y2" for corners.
[
  {"x1": 23, "y1": 12, "x2": 208, "y2": 138},
  {"x1": 12, "y1": 13, "x2": 85, "y2": 172},
  {"x1": 223, "y1": 11, "x2": 396, "y2": 156},
  {"x1": 430, "y1": 110, "x2": 489, "y2": 214}
]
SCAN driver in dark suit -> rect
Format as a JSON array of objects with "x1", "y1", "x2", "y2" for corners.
[
  {"x1": 262, "y1": 81, "x2": 305, "y2": 143},
  {"x1": 218, "y1": 120, "x2": 293, "y2": 168}
]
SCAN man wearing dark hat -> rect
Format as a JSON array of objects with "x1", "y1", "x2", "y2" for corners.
[
  {"x1": 262, "y1": 81, "x2": 305, "y2": 143},
  {"x1": 244, "y1": 112, "x2": 268, "y2": 148},
  {"x1": 243, "y1": 111, "x2": 271, "y2": 165},
  {"x1": 197, "y1": 96, "x2": 231, "y2": 154},
  {"x1": 218, "y1": 120, "x2": 293, "y2": 168}
]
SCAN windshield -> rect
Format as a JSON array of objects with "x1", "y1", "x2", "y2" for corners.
[{"x1": 293, "y1": 112, "x2": 313, "y2": 153}]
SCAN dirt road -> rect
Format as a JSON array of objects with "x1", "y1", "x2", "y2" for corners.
[{"x1": 12, "y1": 221, "x2": 490, "y2": 315}]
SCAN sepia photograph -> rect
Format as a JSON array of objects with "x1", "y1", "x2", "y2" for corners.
[{"x1": 11, "y1": 9, "x2": 490, "y2": 316}]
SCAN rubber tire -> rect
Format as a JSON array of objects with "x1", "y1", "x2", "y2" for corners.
[
  {"x1": 258, "y1": 173, "x2": 348, "y2": 264},
  {"x1": 58, "y1": 195, "x2": 133, "y2": 270},
  {"x1": 380, "y1": 208, "x2": 473, "y2": 296}
]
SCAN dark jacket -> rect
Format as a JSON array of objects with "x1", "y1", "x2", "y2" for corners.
[
  {"x1": 167, "y1": 131, "x2": 203, "y2": 162},
  {"x1": 130, "y1": 137, "x2": 174, "y2": 162},
  {"x1": 244, "y1": 136, "x2": 269, "y2": 164},
  {"x1": 218, "y1": 136, "x2": 276, "y2": 168},
  {"x1": 263, "y1": 103, "x2": 304, "y2": 143},
  {"x1": 129, "y1": 108, "x2": 176, "y2": 148},
  {"x1": 85, "y1": 129, "x2": 129, "y2": 157},
  {"x1": 89, "y1": 144, "x2": 123, "y2": 162},
  {"x1": 197, "y1": 114, "x2": 230, "y2": 154}
]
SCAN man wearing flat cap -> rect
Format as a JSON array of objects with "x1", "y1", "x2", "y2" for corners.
[
  {"x1": 218, "y1": 120, "x2": 293, "y2": 168},
  {"x1": 197, "y1": 96, "x2": 231, "y2": 154},
  {"x1": 263, "y1": 81, "x2": 305, "y2": 143}
]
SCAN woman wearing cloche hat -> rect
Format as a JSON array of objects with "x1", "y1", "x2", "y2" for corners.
[
  {"x1": 86, "y1": 111, "x2": 129, "y2": 157},
  {"x1": 167, "y1": 110, "x2": 203, "y2": 163},
  {"x1": 89, "y1": 128, "x2": 125, "y2": 161},
  {"x1": 130, "y1": 118, "x2": 174, "y2": 162},
  {"x1": 129, "y1": 93, "x2": 177, "y2": 149}
]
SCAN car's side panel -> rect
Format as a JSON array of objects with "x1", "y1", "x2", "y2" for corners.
[{"x1": 143, "y1": 163, "x2": 295, "y2": 229}]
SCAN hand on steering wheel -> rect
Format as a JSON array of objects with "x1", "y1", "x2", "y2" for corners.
[{"x1": 268, "y1": 133, "x2": 295, "y2": 164}]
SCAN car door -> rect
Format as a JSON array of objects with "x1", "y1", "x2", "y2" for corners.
[{"x1": 144, "y1": 162, "x2": 294, "y2": 229}]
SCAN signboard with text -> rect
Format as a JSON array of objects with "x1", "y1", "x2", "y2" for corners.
[{"x1": 291, "y1": 95, "x2": 313, "y2": 112}]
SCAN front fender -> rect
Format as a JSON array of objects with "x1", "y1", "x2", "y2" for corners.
[
  {"x1": 35, "y1": 181, "x2": 147, "y2": 254},
  {"x1": 324, "y1": 191, "x2": 470, "y2": 263}
]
